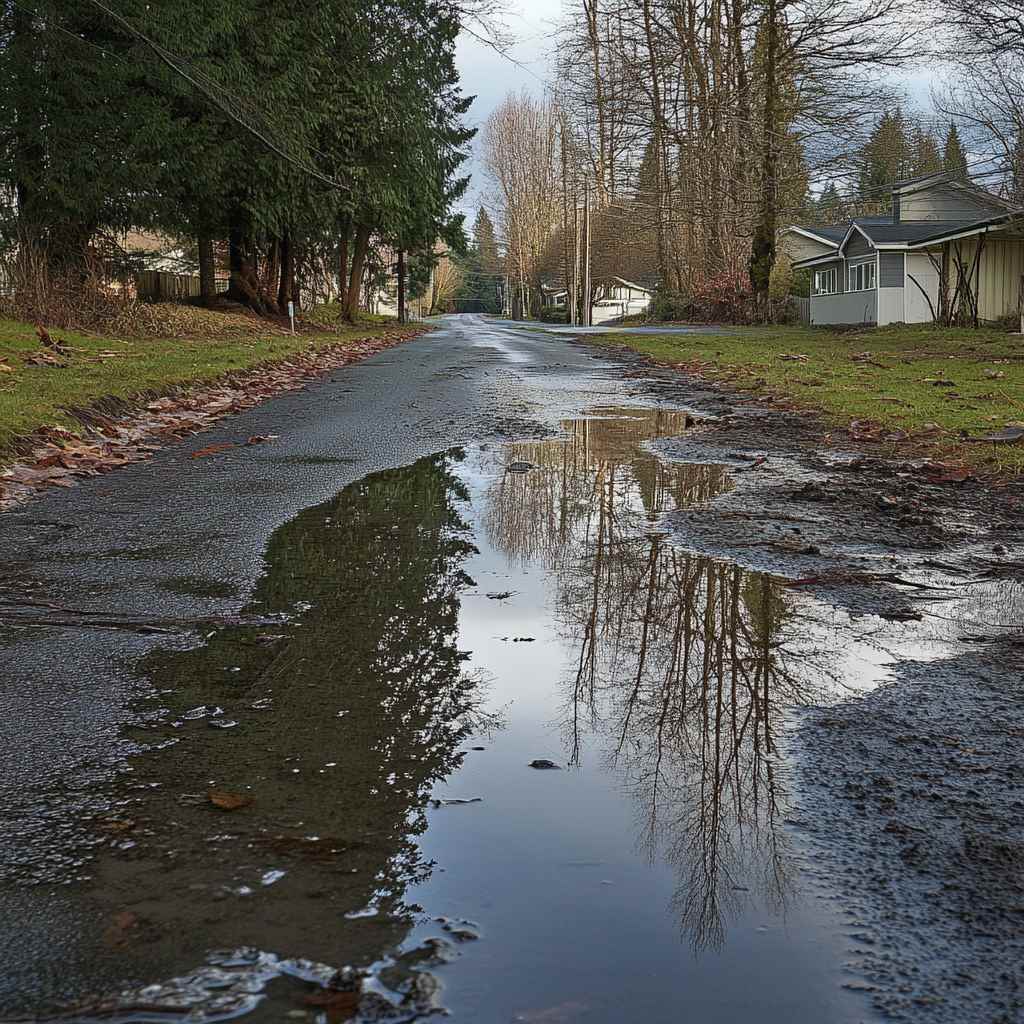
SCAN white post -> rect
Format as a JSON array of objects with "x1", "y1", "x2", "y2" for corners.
[
  {"x1": 287, "y1": 301, "x2": 295, "y2": 335},
  {"x1": 583, "y1": 179, "x2": 592, "y2": 327}
]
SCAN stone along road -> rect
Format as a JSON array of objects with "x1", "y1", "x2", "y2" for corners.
[{"x1": 0, "y1": 315, "x2": 1020, "y2": 1023}]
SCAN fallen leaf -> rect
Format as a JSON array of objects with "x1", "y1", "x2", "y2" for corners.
[
  {"x1": 246, "y1": 434, "x2": 279, "y2": 445},
  {"x1": 191, "y1": 442, "x2": 236, "y2": 459},
  {"x1": 920, "y1": 462, "x2": 972, "y2": 483},
  {"x1": 24, "y1": 351, "x2": 68, "y2": 368},
  {"x1": 207, "y1": 789, "x2": 252, "y2": 811}
]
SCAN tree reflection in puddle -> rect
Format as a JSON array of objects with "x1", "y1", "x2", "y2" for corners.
[
  {"x1": 478, "y1": 410, "x2": 827, "y2": 954},
  {"x1": 50, "y1": 409, "x2": 874, "y2": 1023},
  {"x1": 56, "y1": 452, "x2": 497, "y2": 1022}
]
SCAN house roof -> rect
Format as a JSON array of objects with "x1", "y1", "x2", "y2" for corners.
[
  {"x1": 856, "y1": 220, "x2": 973, "y2": 245},
  {"x1": 890, "y1": 171, "x2": 954, "y2": 195},
  {"x1": 905, "y1": 212, "x2": 1024, "y2": 247},
  {"x1": 594, "y1": 275, "x2": 652, "y2": 293}
]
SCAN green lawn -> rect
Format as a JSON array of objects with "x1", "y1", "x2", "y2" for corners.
[
  {"x1": 0, "y1": 312, "x2": 409, "y2": 457},
  {"x1": 587, "y1": 324, "x2": 1024, "y2": 474}
]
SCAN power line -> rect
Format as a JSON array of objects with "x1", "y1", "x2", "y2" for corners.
[{"x1": 32, "y1": 0, "x2": 354, "y2": 193}]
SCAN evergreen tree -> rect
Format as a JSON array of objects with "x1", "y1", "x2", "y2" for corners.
[
  {"x1": 911, "y1": 126, "x2": 942, "y2": 177},
  {"x1": 473, "y1": 208, "x2": 500, "y2": 275},
  {"x1": 857, "y1": 109, "x2": 910, "y2": 205},
  {"x1": 815, "y1": 182, "x2": 845, "y2": 223},
  {"x1": 943, "y1": 124, "x2": 970, "y2": 179},
  {"x1": 0, "y1": 0, "x2": 474, "y2": 320}
]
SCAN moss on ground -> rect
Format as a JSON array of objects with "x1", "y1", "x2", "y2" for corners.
[
  {"x1": 587, "y1": 324, "x2": 1024, "y2": 474},
  {"x1": 0, "y1": 308, "x2": 406, "y2": 456}
]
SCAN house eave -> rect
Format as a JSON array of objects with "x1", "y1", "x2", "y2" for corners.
[
  {"x1": 792, "y1": 252, "x2": 841, "y2": 269},
  {"x1": 785, "y1": 225, "x2": 843, "y2": 247},
  {"x1": 838, "y1": 221, "x2": 876, "y2": 255},
  {"x1": 905, "y1": 214, "x2": 1018, "y2": 248}
]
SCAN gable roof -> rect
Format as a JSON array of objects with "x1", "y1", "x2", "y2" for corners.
[
  {"x1": 786, "y1": 224, "x2": 847, "y2": 245},
  {"x1": 857, "y1": 220, "x2": 974, "y2": 245},
  {"x1": 906, "y1": 211, "x2": 1022, "y2": 247}
]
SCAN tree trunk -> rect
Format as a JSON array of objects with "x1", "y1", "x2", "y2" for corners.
[
  {"x1": 345, "y1": 223, "x2": 372, "y2": 321},
  {"x1": 12, "y1": 7, "x2": 43, "y2": 243},
  {"x1": 748, "y1": 0, "x2": 778, "y2": 315},
  {"x1": 337, "y1": 217, "x2": 351, "y2": 302},
  {"x1": 198, "y1": 233, "x2": 216, "y2": 304},
  {"x1": 397, "y1": 249, "x2": 406, "y2": 323},
  {"x1": 226, "y1": 218, "x2": 265, "y2": 314}
]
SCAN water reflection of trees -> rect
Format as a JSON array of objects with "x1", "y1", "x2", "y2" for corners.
[
  {"x1": 487, "y1": 409, "x2": 731, "y2": 568},
  {"x1": 485, "y1": 413, "x2": 832, "y2": 953},
  {"x1": 102, "y1": 451, "x2": 487, "y2": 969}
]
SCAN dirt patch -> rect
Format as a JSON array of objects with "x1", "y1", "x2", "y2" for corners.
[{"x1": 791, "y1": 645, "x2": 1024, "y2": 1022}]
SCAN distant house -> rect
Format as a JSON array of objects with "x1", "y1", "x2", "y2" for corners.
[
  {"x1": 540, "y1": 284, "x2": 568, "y2": 309},
  {"x1": 591, "y1": 277, "x2": 652, "y2": 324},
  {"x1": 783, "y1": 173, "x2": 1024, "y2": 326}
]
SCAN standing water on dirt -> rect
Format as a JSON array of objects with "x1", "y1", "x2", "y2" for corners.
[{"x1": 8, "y1": 409, "x2": 885, "y2": 1023}]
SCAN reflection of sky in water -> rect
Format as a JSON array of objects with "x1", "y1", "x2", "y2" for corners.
[
  {"x1": 408, "y1": 411, "x2": 880, "y2": 1024},
  {"x1": 69, "y1": 408, "x2": 1015, "y2": 1024}
]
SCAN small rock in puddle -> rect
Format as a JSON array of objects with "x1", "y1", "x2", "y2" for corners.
[
  {"x1": 435, "y1": 917, "x2": 481, "y2": 942},
  {"x1": 528, "y1": 759, "x2": 561, "y2": 770}
]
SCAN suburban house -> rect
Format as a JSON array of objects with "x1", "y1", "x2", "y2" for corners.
[
  {"x1": 591, "y1": 276, "x2": 653, "y2": 323},
  {"x1": 542, "y1": 276, "x2": 653, "y2": 323},
  {"x1": 784, "y1": 173, "x2": 1024, "y2": 326},
  {"x1": 540, "y1": 284, "x2": 568, "y2": 309}
]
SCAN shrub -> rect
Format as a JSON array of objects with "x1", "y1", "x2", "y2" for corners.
[{"x1": 539, "y1": 306, "x2": 568, "y2": 324}]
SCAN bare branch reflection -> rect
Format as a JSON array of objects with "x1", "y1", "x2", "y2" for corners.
[{"x1": 484, "y1": 410, "x2": 837, "y2": 953}]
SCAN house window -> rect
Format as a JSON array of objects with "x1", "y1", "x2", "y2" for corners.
[
  {"x1": 813, "y1": 267, "x2": 837, "y2": 295},
  {"x1": 848, "y1": 259, "x2": 876, "y2": 292}
]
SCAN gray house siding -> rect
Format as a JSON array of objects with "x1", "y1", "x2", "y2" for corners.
[
  {"x1": 879, "y1": 252, "x2": 904, "y2": 287},
  {"x1": 844, "y1": 232, "x2": 874, "y2": 259},
  {"x1": 811, "y1": 290, "x2": 877, "y2": 326},
  {"x1": 900, "y1": 185, "x2": 1005, "y2": 223}
]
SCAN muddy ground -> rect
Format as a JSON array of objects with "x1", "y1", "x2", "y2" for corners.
[
  {"x1": 576, "y1": 345, "x2": 1024, "y2": 1023},
  {"x1": 0, "y1": 314, "x2": 1021, "y2": 1023}
]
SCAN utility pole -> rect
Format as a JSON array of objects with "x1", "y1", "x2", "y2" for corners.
[
  {"x1": 570, "y1": 201, "x2": 579, "y2": 325},
  {"x1": 583, "y1": 177, "x2": 592, "y2": 327}
]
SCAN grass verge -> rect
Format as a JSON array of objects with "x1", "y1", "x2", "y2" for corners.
[
  {"x1": 0, "y1": 308, "x2": 415, "y2": 458},
  {"x1": 586, "y1": 324, "x2": 1024, "y2": 474}
]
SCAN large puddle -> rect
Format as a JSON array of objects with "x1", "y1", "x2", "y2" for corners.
[{"x1": 25, "y1": 407, "x2": 1019, "y2": 1023}]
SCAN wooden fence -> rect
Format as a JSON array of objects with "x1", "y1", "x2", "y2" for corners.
[
  {"x1": 789, "y1": 294, "x2": 810, "y2": 324},
  {"x1": 136, "y1": 270, "x2": 230, "y2": 302}
]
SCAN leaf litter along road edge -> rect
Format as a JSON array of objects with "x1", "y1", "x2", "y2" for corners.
[{"x1": 0, "y1": 323, "x2": 430, "y2": 512}]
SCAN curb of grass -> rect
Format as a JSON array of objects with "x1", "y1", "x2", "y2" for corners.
[
  {"x1": 0, "y1": 322, "x2": 432, "y2": 509},
  {"x1": 570, "y1": 330, "x2": 1024, "y2": 482}
]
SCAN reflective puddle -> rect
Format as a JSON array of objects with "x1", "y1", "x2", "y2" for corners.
[{"x1": 21, "y1": 406, "x2": 990, "y2": 1022}]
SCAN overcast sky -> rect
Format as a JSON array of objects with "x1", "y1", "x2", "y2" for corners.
[
  {"x1": 453, "y1": 2, "x2": 941, "y2": 217},
  {"x1": 455, "y1": 0, "x2": 555, "y2": 216}
]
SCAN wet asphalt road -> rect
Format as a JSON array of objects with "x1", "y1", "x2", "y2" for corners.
[
  {"x1": 0, "y1": 313, "x2": 963, "y2": 1022},
  {"x1": 0, "y1": 315, "x2": 716, "y2": 1009}
]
